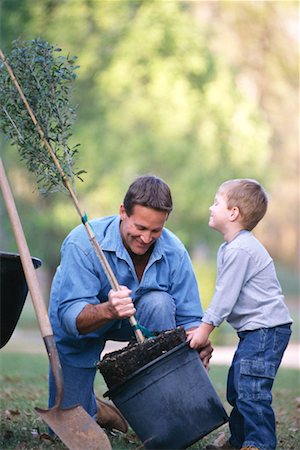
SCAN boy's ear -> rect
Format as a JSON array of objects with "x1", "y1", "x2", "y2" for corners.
[{"x1": 229, "y1": 206, "x2": 240, "y2": 221}]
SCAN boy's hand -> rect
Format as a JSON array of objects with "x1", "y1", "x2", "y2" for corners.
[
  {"x1": 187, "y1": 325, "x2": 210, "y2": 349},
  {"x1": 186, "y1": 323, "x2": 215, "y2": 369}
]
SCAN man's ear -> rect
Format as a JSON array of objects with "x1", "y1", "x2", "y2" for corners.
[
  {"x1": 229, "y1": 206, "x2": 240, "y2": 222},
  {"x1": 119, "y1": 204, "x2": 126, "y2": 219}
]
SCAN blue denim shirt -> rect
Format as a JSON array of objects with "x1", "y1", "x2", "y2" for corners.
[{"x1": 49, "y1": 215, "x2": 203, "y2": 367}]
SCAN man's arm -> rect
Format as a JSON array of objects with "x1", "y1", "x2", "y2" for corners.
[
  {"x1": 170, "y1": 251, "x2": 204, "y2": 329},
  {"x1": 76, "y1": 287, "x2": 136, "y2": 334}
]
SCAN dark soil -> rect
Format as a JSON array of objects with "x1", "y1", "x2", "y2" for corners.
[{"x1": 97, "y1": 327, "x2": 186, "y2": 388}]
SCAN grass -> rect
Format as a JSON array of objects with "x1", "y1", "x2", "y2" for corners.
[{"x1": 0, "y1": 352, "x2": 299, "y2": 450}]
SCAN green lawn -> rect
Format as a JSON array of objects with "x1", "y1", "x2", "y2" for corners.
[{"x1": 0, "y1": 352, "x2": 299, "y2": 449}]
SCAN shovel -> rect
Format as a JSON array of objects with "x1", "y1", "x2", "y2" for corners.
[{"x1": 0, "y1": 158, "x2": 112, "y2": 450}]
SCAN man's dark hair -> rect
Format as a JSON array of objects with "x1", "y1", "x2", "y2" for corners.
[{"x1": 123, "y1": 175, "x2": 173, "y2": 216}]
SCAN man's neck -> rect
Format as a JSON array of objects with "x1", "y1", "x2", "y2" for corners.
[{"x1": 128, "y1": 246, "x2": 154, "y2": 282}]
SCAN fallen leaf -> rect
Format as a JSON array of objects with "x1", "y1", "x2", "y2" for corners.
[
  {"x1": 40, "y1": 432, "x2": 53, "y2": 445},
  {"x1": 5, "y1": 409, "x2": 20, "y2": 418}
]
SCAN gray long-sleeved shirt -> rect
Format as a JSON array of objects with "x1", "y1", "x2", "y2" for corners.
[{"x1": 202, "y1": 230, "x2": 292, "y2": 332}]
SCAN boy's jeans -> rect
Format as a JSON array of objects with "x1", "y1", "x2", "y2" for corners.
[
  {"x1": 227, "y1": 324, "x2": 291, "y2": 450},
  {"x1": 49, "y1": 290, "x2": 177, "y2": 418}
]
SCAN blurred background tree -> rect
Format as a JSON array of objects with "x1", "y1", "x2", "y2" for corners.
[
  {"x1": 190, "y1": 0, "x2": 299, "y2": 273},
  {"x1": 0, "y1": 0, "x2": 298, "y2": 312}
]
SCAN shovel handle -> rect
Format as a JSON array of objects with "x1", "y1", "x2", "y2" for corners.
[
  {"x1": 0, "y1": 159, "x2": 52, "y2": 337},
  {"x1": 0, "y1": 158, "x2": 64, "y2": 406}
]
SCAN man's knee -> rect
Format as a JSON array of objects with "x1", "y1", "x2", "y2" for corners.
[
  {"x1": 135, "y1": 291, "x2": 176, "y2": 331},
  {"x1": 137, "y1": 291, "x2": 175, "y2": 313}
]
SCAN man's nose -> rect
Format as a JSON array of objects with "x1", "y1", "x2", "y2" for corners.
[{"x1": 141, "y1": 232, "x2": 152, "y2": 244}]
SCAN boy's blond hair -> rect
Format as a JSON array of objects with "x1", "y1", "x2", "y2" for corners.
[{"x1": 219, "y1": 179, "x2": 268, "y2": 230}]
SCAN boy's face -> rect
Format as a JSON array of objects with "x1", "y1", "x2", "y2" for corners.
[{"x1": 209, "y1": 190, "x2": 232, "y2": 233}]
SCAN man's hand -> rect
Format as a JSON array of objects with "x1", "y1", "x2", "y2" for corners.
[
  {"x1": 76, "y1": 286, "x2": 135, "y2": 334},
  {"x1": 198, "y1": 340, "x2": 214, "y2": 370},
  {"x1": 107, "y1": 286, "x2": 136, "y2": 319}
]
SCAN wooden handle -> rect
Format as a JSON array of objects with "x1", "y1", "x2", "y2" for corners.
[{"x1": 0, "y1": 158, "x2": 53, "y2": 337}]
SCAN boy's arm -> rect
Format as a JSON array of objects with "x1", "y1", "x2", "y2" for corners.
[
  {"x1": 203, "y1": 247, "x2": 251, "y2": 327},
  {"x1": 187, "y1": 322, "x2": 215, "y2": 350}
]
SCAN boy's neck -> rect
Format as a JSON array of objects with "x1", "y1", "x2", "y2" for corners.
[{"x1": 223, "y1": 226, "x2": 245, "y2": 243}]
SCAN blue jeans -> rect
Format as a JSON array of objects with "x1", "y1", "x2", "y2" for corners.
[
  {"x1": 227, "y1": 324, "x2": 291, "y2": 450},
  {"x1": 49, "y1": 290, "x2": 176, "y2": 417}
]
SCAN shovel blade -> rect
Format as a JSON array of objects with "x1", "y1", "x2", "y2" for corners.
[{"x1": 35, "y1": 405, "x2": 112, "y2": 450}]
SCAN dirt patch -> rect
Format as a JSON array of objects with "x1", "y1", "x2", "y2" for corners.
[{"x1": 97, "y1": 327, "x2": 186, "y2": 388}]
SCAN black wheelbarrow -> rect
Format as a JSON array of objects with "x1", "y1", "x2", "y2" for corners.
[{"x1": 0, "y1": 251, "x2": 42, "y2": 349}]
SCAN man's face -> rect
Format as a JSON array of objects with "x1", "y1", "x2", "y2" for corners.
[{"x1": 119, "y1": 204, "x2": 168, "y2": 255}]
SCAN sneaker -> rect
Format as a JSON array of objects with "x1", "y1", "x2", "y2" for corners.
[{"x1": 205, "y1": 440, "x2": 237, "y2": 449}]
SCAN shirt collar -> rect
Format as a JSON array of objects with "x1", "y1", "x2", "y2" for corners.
[{"x1": 100, "y1": 215, "x2": 122, "y2": 252}]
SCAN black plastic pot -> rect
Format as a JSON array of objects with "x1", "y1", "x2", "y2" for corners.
[
  {"x1": 0, "y1": 251, "x2": 42, "y2": 349},
  {"x1": 104, "y1": 342, "x2": 228, "y2": 449}
]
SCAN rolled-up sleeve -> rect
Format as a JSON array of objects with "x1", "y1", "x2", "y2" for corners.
[{"x1": 55, "y1": 241, "x2": 103, "y2": 336}]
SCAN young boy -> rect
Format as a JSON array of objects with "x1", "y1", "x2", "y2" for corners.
[{"x1": 188, "y1": 179, "x2": 292, "y2": 450}]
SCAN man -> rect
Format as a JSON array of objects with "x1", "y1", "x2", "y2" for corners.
[{"x1": 48, "y1": 175, "x2": 213, "y2": 429}]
